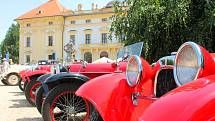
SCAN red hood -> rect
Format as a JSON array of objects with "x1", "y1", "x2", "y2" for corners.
[{"x1": 139, "y1": 75, "x2": 215, "y2": 121}]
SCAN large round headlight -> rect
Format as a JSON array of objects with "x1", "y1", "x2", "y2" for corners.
[
  {"x1": 126, "y1": 55, "x2": 142, "y2": 87},
  {"x1": 174, "y1": 42, "x2": 203, "y2": 86}
]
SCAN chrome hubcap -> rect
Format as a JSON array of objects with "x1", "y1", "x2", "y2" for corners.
[{"x1": 8, "y1": 75, "x2": 18, "y2": 85}]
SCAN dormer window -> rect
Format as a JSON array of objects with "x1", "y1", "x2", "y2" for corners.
[
  {"x1": 49, "y1": 21, "x2": 53, "y2": 25},
  {"x1": 26, "y1": 23, "x2": 31, "y2": 27},
  {"x1": 38, "y1": 10, "x2": 43, "y2": 14}
]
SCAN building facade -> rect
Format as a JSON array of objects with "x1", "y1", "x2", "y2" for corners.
[{"x1": 16, "y1": 0, "x2": 123, "y2": 64}]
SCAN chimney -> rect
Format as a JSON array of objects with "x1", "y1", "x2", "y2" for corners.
[
  {"x1": 92, "y1": 3, "x2": 95, "y2": 10},
  {"x1": 78, "y1": 4, "x2": 82, "y2": 11}
]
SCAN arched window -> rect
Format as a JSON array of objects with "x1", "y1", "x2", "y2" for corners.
[
  {"x1": 84, "y1": 52, "x2": 92, "y2": 63},
  {"x1": 100, "y1": 51, "x2": 108, "y2": 58}
]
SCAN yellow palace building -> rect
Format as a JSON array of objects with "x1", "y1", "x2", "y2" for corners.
[{"x1": 16, "y1": 0, "x2": 123, "y2": 64}]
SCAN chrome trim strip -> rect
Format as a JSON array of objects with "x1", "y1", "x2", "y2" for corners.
[{"x1": 173, "y1": 42, "x2": 204, "y2": 86}]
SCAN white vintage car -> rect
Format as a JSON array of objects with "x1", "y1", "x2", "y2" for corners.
[{"x1": 0, "y1": 64, "x2": 31, "y2": 86}]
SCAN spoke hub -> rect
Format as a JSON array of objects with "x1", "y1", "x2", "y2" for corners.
[{"x1": 66, "y1": 106, "x2": 76, "y2": 115}]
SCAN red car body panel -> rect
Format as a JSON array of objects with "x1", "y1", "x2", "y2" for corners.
[
  {"x1": 76, "y1": 59, "x2": 155, "y2": 121},
  {"x1": 21, "y1": 62, "x2": 127, "y2": 84},
  {"x1": 140, "y1": 75, "x2": 215, "y2": 121},
  {"x1": 69, "y1": 62, "x2": 127, "y2": 79},
  {"x1": 70, "y1": 62, "x2": 127, "y2": 72},
  {"x1": 77, "y1": 73, "x2": 155, "y2": 121},
  {"x1": 20, "y1": 65, "x2": 50, "y2": 83}
]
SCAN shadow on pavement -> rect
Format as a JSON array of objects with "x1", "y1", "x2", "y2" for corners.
[
  {"x1": 9, "y1": 99, "x2": 33, "y2": 108},
  {"x1": 9, "y1": 91, "x2": 24, "y2": 96},
  {"x1": 0, "y1": 84, "x2": 8, "y2": 86},
  {"x1": 16, "y1": 117, "x2": 43, "y2": 121}
]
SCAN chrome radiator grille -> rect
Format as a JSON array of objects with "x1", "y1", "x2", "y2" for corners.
[{"x1": 155, "y1": 69, "x2": 177, "y2": 97}]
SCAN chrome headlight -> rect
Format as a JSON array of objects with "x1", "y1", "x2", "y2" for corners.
[
  {"x1": 174, "y1": 42, "x2": 203, "y2": 86},
  {"x1": 126, "y1": 55, "x2": 142, "y2": 87}
]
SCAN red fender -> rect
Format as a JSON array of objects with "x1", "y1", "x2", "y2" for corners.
[
  {"x1": 25, "y1": 70, "x2": 49, "y2": 83},
  {"x1": 140, "y1": 74, "x2": 215, "y2": 121},
  {"x1": 76, "y1": 73, "x2": 154, "y2": 121},
  {"x1": 27, "y1": 70, "x2": 48, "y2": 76},
  {"x1": 76, "y1": 73, "x2": 127, "y2": 120}
]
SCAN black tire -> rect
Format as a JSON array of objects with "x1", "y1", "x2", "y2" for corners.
[
  {"x1": 5, "y1": 73, "x2": 20, "y2": 86},
  {"x1": 35, "y1": 86, "x2": 45, "y2": 114},
  {"x1": 42, "y1": 83, "x2": 88, "y2": 121},
  {"x1": 24, "y1": 76, "x2": 41, "y2": 106},
  {"x1": 18, "y1": 80, "x2": 28, "y2": 92},
  {"x1": 88, "y1": 102, "x2": 103, "y2": 121},
  {"x1": 1, "y1": 79, "x2": 8, "y2": 85}
]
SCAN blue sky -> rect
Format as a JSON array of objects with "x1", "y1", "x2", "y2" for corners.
[{"x1": 0, "y1": 0, "x2": 111, "y2": 42}]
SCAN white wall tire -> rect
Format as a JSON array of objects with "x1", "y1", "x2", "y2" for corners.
[{"x1": 6, "y1": 73, "x2": 20, "y2": 86}]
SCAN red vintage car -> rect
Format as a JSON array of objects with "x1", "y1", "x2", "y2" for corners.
[
  {"x1": 35, "y1": 61, "x2": 127, "y2": 111},
  {"x1": 38, "y1": 42, "x2": 144, "y2": 121},
  {"x1": 19, "y1": 65, "x2": 52, "y2": 105},
  {"x1": 19, "y1": 60, "x2": 60, "y2": 91},
  {"x1": 19, "y1": 65, "x2": 51, "y2": 91},
  {"x1": 76, "y1": 41, "x2": 215, "y2": 121},
  {"x1": 18, "y1": 60, "x2": 55, "y2": 91},
  {"x1": 139, "y1": 41, "x2": 215, "y2": 121}
]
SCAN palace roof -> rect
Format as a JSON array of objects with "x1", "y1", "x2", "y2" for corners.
[{"x1": 17, "y1": 0, "x2": 69, "y2": 20}]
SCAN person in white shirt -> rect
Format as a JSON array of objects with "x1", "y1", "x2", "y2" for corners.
[{"x1": 2, "y1": 58, "x2": 9, "y2": 72}]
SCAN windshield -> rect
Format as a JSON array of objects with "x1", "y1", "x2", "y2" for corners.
[{"x1": 117, "y1": 42, "x2": 144, "y2": 61}]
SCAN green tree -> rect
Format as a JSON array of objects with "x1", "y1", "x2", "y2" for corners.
[
  {"x1": 1, "y1": 23, "x2": 19, "y2": 63},
  {"x1": 111, "y1": 0, "x2": 215, "y2": 62}
]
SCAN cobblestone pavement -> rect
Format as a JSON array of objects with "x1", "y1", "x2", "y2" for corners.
[{"x1": 0, "y1": 82, "x2": 43, "y2": 121}]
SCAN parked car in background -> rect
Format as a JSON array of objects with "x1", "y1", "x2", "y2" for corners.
[
  {"x1": 21, "y1": 65, "x2": 53, "y2": 105},
  {"x1": 0, "y1": 64, "x2": 31, "y2": 86},
  {"x1": 18, "y1": 60, "x2": 52, "y2": 91},
  {"x1": 39, "y1": 42, "x2": 145, "y2": 121},
  {"x1": 18, "y1": 60, "x2": 59, "y2": 91}
]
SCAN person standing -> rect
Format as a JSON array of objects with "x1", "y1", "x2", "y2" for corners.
[{"x1": 2, "y1": 58, "x2": 9, "y2": 72}]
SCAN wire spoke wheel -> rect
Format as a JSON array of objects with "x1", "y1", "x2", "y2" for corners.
[{"x1": 50, "y1": 91, "x2": 89, "y2": 121}]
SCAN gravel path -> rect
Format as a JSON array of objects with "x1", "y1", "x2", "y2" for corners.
[{"x1": 0, "y1": 82, "x2": 43, "y2": 121}]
